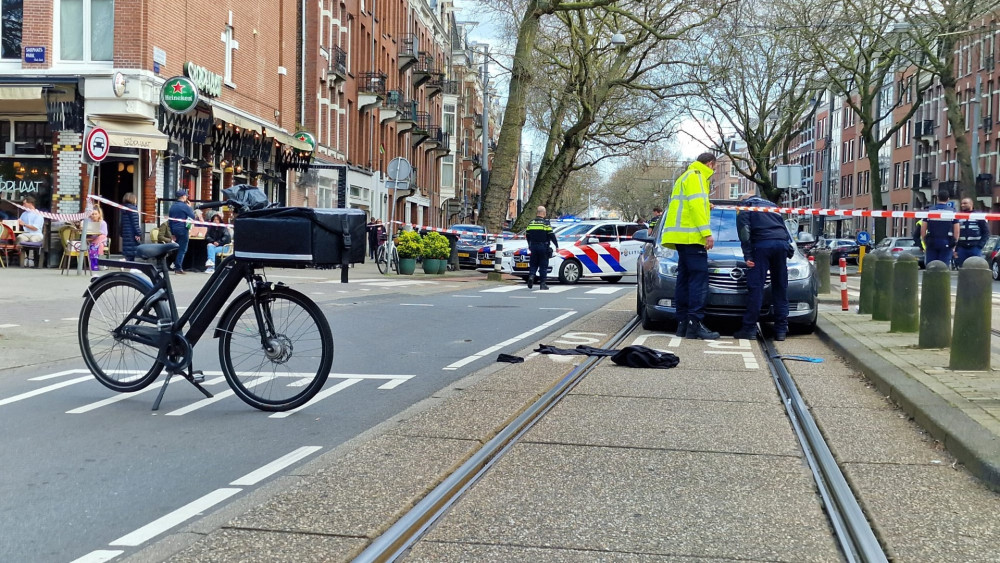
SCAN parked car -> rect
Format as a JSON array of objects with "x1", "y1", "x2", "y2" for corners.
[
  {"x1": 449, "y1": 224, "x2": 488, "y2": 269},
  {"x1": 635, "y1": 202, "x2": 818, "y2": 333},
  {"x1": 507, "y1": 220, "x2": 646, "y2": 283},
  {"x1": 809, "y1": 238, "x2": 868, "y2": 265},
  {"x1": 981, "y1": 235, "x2": 1000, "y2": 279},
  {"x1": 869, "y1": 237, "x2": 925, "y2": 268}
]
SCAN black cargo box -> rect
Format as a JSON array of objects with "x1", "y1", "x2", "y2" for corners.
[{"x1": 233, "y1": 207, "x2": 366, "y2": 266}]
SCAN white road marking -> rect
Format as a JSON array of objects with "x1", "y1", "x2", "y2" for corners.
[
  {"x1": 110, "y1": 488, "x2": 242, "y2": 547},
  {"x1": 62, "y1": 317, "x2": 79, "y2": 321},
  {"x1": 480, "y1": 286, "x2": 523, "y2": 293},
  {"x1": 539, "y1": 307, "x2": 574, "y2": 311},
  {"x1": 538, "y1": 285, "x2": 574, "y2": 293},
  {"x1": 0, "y1": 323, "x2": 19, "y2": 328},
  {"x1": 269, "y1": 378, "x2": 363, "y2": 418},
  {"x1": 585, "y1": 286, "x2": 627, "y2": 294},
  {"x1": 70, "y1": 550, "x2": 124, "y2": 563},
  {"x1": 443, "y1": 311, "x2": 578, "y2": 370},
  {"x1": 705, "y1": 350, "x2": 759, "y2": 369},
  {"x1": 632, "y1": 333, "x2": 680, "y2": 348},
  {"x1": 230, "y1": 446, "x2": 322, "y2": 486},
  {"x1": 400, "y1": 303, "x2": 433, "y2": 307},
  {"x1": 0, "y1": 376, "x2": 92, "y2": 406},
  {"x1": 30, "y1": 369, "x2": 90, "y2": 381},
  {"x1": 451, "y1": 294, "x2": 482, "y2": 298},
  {"x1": 567, "y1": 297, "x2": 596, "y2": 300},
  {"x1": 68, "y1": 378, "x2": 227, "y2": 414}
]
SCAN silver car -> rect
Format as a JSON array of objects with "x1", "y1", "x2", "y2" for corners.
[{"x1": 635, "y1": 203, "x2": 819, "y2": 333}]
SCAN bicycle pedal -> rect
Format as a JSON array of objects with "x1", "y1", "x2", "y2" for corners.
[{"x1": 190, "y1": 370, "x2": 205, "y2": 384}]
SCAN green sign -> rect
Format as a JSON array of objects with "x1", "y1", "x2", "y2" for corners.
[
  {"x1": 160, "y1": 76, "x2": 199, "y2": 114},
  {"x1": 183, "y1": 62, "x2": 222, "y2": 97},
  {"x1": 294, "y1": 131, "x2": 316, "y2": 151}
]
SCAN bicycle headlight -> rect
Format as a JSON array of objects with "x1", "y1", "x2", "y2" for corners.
[{"x1": 787, "y1": 260, "x2": 811, "y2": 281}]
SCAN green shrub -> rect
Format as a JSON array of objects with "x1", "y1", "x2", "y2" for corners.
[
  {"x1": 421, "y1": 231, "x2": 451, "y2": 259},
  {"x1": 396, "y1": 230, "x2": 424, "y2": 259}
]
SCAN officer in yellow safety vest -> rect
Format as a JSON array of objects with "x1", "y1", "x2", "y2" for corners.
[{"x1": 661, "y1": 152, "x2": 720, "y2": 340}]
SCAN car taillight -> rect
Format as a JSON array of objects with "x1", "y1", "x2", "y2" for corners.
[{"x1": 891, "y1": 247, "x2": 904, "y2": 252}]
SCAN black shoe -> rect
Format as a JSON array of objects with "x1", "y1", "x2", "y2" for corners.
[
  {"x1": 526, "y1": 276, "x2": 533, "y2": 289},
  {"x1": 733, "y1": 327, "x2": 757, "y2": 340},
  {"x1": 686, "y1": 320, "x2": 720, "y2": 340},
  {"x1": 675, "y1": 320, "x2": 688, "y2": 338},
  {"x1": 774, "y1": 332, "x2": 787, "y2": 341},
  {"x1": 540, "y1": 283, "x2": 549, "y2": 290}
]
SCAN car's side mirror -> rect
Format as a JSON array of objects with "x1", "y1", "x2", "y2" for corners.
[{"x1": 632, "y1": 229, "x2": 654, "y2": 243}]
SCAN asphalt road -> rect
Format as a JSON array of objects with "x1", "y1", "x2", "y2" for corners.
[{"x1": 0, "y1": 272, "x2": 634, "y2": 562}]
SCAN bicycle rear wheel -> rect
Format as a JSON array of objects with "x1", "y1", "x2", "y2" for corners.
[
  {"x1": 390, "y1": 246, "x2": 399, "y2": 273},
  {"x1": 79, "y1": 276, "x2": 167, "y2": 392},
  {"x1": 218, "y1": 287, "x2": 333, "y2": 411},
  {"x1": 376, "y1": 245, "x2": 389, "y2": 274}
]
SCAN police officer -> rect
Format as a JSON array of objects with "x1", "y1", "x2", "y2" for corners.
[
  {"x1": 733, "y1": 193, "x2": 795, "y2": 341},
  {"x1": 662, "y1": 152, "x2": 719, "y2": 340},
  {"x1": 648, "y1": 207, "x2": 663, "y2": 230},
  {"x1": 921, "y1": 188, "x2": 959, "y2": 267},
  {"x1": 525, "y1": 205, "x2": 559, "y2": 290},
  {"x1": 954, "y1": 197, "x2": 989, "y2": 267}
]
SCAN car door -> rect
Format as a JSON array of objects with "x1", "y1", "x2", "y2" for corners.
[{"x1": 617, "y1": 224, "x2": 644, "y2": 274}]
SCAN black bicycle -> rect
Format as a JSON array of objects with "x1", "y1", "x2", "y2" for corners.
[{"x1": 77, "y1": 192, "x2": 335, "y2": 412}]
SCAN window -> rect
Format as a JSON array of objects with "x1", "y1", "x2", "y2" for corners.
[
  {"x1": 1, "y1": 0, "x2": 22, "y2": 60},
  {"x1": 441, "y1": 155, "x2": 454, "y2": 188},
  {"x1": 443, "y1": 103, "x2": 455, "y2": 136},
  {"x1": 60, "y1": 0, "x2": 113, "y2": 61}
]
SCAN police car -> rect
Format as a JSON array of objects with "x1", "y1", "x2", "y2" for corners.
[
  {"x1": 476, "y1": 221, "x2": 578, "y2": 273},
  {"x1": 508, "y1": 220, "x2": 645, "y2": 283}
]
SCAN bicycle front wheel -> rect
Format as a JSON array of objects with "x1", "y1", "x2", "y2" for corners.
[
  {"x1": 376, "y1": 245, "x2": 389, "y2": 274},
  {"x1": 218, "y1": 287, "x2": 333, "y2": 411},
  {"x1": 79, "y1": 277, "x2": 167, "y2": 392},
  {"x1": 390, "y1": 246, "x2": 399, "y2": 273}
]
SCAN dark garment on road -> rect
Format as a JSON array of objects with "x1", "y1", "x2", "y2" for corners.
[
  {"x1": 120, "y1": 203, "x2": 142, "y2": 261},
  {"x1": 674, "y1": 243, "x2": 709, "y2": 324},
  {"x1": 742, "y1": 239, "x2": 790, "y2": 333},
  {"x1": 534, "y1": 344, "x2": 679, "y2": 369}
]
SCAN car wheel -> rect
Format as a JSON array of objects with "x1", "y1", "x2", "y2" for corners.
[
  {"x1": 601, "y1": 276, "x2": 622, "y2": 284},
  {"x1": 993, "y1": 259, "x2": 1000, "y2": 281},
  {"x1": 791, "y1": 305, "x2": 818, "y2": 335},
  {"x1": 558, "y1": 259, "x2": 582, "y2": 284}
]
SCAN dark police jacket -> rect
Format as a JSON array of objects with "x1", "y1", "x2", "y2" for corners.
[
  {"x1": 736, "y1": 197, "x2": 793, "y2": 262},
  {"x1": 525, "y1": 217, "x2": 559, "y2": 247},
  {"x1": 924, "y1": 203, "x2": 958, "y2": 250},
  {"x1": 957, "y1": 216, "x2": 989, "y2": 249}
]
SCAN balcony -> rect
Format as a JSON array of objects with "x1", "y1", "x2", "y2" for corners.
[
  {"x1": 425, "y1": 74, "x2": 446, "y2": 99},
  {"x1": 412, "y1": 111, "x2": 432, "y2": 147},
  {"x1": 329, "y1": 45, "x2": 347, "y2": 83},
  {"x1": 398, "y1": 34, "x2": 419, "y2": 72},
  {"x1": 912, "y1": 172, "x2": 932, "y2": 189},
  {"x1": 431, "y1": 129, "x2": 451, "y2": 155},
  {"x1": 939, "y1": 180, "x2": 959, "y2": 199},
  {"x1": 473, "y1": 112, "x2": 483, "y2": 135},
  {"x1": 396, "y1": 100, "x2": 418, "y2": 133},
  {"x1": 413, "y1": 52, "x2": 440, "y2": 88},
  {"x1": 381, "y1": 90, "x2": 405, "y2": 124},
  {"x1": 359, "y1": 71, "x2": 387, "y2": 111},
  {"x1": 441, "y1": 79, "x2": 460, "y2": 96},
  {"x1": 976, "y1": 173, "x2": 994, "y2": 197},
  {"x1": 918, "y1": 119, "x2": 935, "y2": 141}
]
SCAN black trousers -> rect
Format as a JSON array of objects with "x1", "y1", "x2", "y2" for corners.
[{"x1": 528, "y1": 243, "x2": 550, "y2": 283}]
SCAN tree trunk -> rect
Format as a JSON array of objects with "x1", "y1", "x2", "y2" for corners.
[
  {"x1": 941, "y1": 73, "x2": 976, "y2": 199},
  {"x1": 480, "y1": 3, "x2": 543, "y2": 233},
  {"x1": 865, "y1": 141, "x2": 886, "y2": 243},
  {"x1": 513, "y1": 141, "x2": 580, "y2": 230}
]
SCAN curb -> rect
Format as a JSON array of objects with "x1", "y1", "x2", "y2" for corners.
[{"x1": 815, "y1": 315, "x2": 1000, "y2": 492}]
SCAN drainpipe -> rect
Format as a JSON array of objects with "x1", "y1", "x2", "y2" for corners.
[{"x1": 300, "y1": 0, "x2": 306, "y2": 125}]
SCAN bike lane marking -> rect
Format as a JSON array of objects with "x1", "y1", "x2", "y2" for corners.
[
  {"x1": 443, "y1": 311, "x2": 578, "y2": 370},
  {"x1": 109, "y1": 488, "x2": 243, "y2": 547},
  {"x1": 230, "y1": 445, "x2": 322, "y2": 486},
  {"x1": 0, "y1": 376, "x2": 92, "y2": 406},
  {"x1": 269, "y1": 378, "x2": 364, "y2": 418}
]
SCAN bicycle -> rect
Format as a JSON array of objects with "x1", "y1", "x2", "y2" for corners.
[
  {"x1": 77, "y1": 192, "x2": 335, "y2": 412},
  {"x1": 375, "y1": 233, "x2": 399, "y2": 275}
]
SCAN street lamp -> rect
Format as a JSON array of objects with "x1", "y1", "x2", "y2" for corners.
[{"x1": 610, "y1": 32, "x2": 626, "y2": 47}]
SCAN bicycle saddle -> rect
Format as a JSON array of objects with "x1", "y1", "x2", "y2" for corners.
[{"x1": 136, "y1": 243, "x2": 179, "y2": 260}]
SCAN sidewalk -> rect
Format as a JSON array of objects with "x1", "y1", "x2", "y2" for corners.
[{"x1": 124, "y1": 286, "x2": 1000, "y2": 562}]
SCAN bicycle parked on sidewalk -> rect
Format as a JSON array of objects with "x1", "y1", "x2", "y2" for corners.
[
  {"x1": 375, "y1": 231, "x2": 399, "y2": 275},
  {"x1": 76, "y1": 186, "x2": 364, "y2": 412}
]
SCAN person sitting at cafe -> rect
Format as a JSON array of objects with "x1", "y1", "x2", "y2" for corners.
[
  {"x1": 151, "y1": 220, "x2": 174, "y2": 244},
  {"x1": 204, "y1": 211, "x2": 232, "y2": 272},
  {"x1": 77, "y1": 206, "x2": 108, "y2": 271},
  {"x1": 16, "y1": 195, "x2": 44, "y2": 244}
]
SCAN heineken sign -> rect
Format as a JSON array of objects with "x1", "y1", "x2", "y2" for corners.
[
  {"x1": 160, "y1": 76, "x2": 199, "y2": 114},
  {"x1": 294, "y1": 131, "x2": 316, "y2": 151},
  {"x1": 183, "y1": 62, "x2": 222, "y2": 97}
]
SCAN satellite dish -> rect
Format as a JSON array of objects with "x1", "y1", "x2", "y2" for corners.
[{"x1": 387, "y1": 157, "x2": 412, "y2": 181}]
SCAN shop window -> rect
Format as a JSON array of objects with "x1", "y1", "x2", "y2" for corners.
[
  {"x1": 13, "y1": 121, "x2": 51, "y2": 155},
  {"x1": 1, "y1": 0, "x2": 22, "y2": 60},
  {"x1": 0, "y1": 158, "x2": 53, "y2": 210},
  {"x1": 59, "y1": 0, "x2": 113, "y2": 61}
]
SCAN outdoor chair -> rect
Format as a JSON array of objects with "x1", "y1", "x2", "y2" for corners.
[{"x1": 0, "y1": 223, "x2": 16, "y2": 267}]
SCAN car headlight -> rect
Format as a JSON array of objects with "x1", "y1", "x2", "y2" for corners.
[
  {"x1": 787, "y1": 261, "x2": 810, "y2": 281},
  {"x1": 658, "y1": 260, "x2": 679, "y2": 277}
]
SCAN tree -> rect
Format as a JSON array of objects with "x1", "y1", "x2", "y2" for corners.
[{"x1": 597, "y1": 152, "x2": 686, "y2": 221}]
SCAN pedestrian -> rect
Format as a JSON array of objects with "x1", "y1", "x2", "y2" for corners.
[
  {"x1": 367, "y1": 217, "x2": 378, "y2": 259},
  {"x1": 920, "y1": 188, "x2": 958, "y2": 268},
  {"x1": 120, "y1": 191, "x2": 142, "y2": 262},
  {"x1": 954, "y1": 197, "x2": 989, "y2": 267},
  {"x1": 168, "y1": 188, "x2": 196, "y2": 274},
  {"x1": 648, "y1": 207, "x2": 663, "y2": 230},
  {"x1": 525, "y1": 205, "x2": 559, "y2": 290},
  {"x1": 733, "y1": 192, "x2": 796, "y2": 341},
  {"x1": 661, "y1": 152, "x2": 719, "y2": 340}
]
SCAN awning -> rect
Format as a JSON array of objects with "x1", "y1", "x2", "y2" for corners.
[
  {"x1": 89, "y1": 117, "x2": 169, "y2": 151},
  {"x1": 0, "y1": 86, "x2": 45, "y2": 114},
  {"x1": 212, "y1": 104, "x2": 312, "y2": 152}
]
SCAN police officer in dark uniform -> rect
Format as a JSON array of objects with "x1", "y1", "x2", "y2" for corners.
[
  {"x1": 733, "y1": 193, "x2": 796, "y2": 342},
  {"x1": 921, "y1": 189, "x2": 959, "y2": 267},
  {"x1": 525, "y1": 205, "x2": 559, "y2": 290},
  {"x1": 954, "y1": 197, "x2": 989, "y2": 267}
]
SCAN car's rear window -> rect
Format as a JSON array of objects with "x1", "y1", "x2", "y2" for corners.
[{"x1": 893, "y1": 239, "x2": 916, "y2": 248}]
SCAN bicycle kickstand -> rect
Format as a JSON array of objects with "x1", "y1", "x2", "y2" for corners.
[{"x1": 151, "y1": 368, "x2": 214, "y2": 411}]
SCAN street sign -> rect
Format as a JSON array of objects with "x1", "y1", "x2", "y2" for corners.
[
  {"x1": 856, "y1": 231, "x2": 871, "y2": 245},
  {"x1": 85, "y1": 127, "x2": 110, "y2": 163}
]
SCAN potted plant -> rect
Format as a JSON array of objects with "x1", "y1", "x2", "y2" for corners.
[
  {"x1": 421, "y1": 231, "x2": 451, "y2": 274},
  {"x1": 395, "y1": 230, "x2": 423, "y2": 275}
]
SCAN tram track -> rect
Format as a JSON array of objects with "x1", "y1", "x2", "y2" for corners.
[{"x1": 354, "y1": 318, "x2": 889, "y2": 563}]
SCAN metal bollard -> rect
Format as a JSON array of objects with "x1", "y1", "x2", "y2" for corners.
[
  {"x1": 858, "y1": 252, "x2": 878, "y2": 315},
  {"x1": 872, "y1": 254, "x2": 894, "y2": 321},
  {"x1": 950, "y1": 257, "x2": 992, "y2": 370},
  {"x1": 815, "y1": 250, "x2": 831, "y2": 294},
  {"x1": 890, "y1": 254, "x2": 919, "y2": 333},
  {"x1": 918, "y1": 260, "x2": 951, "y2": 349}
]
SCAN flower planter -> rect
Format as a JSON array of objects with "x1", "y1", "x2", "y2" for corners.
[
  {"x1": 422, "y1": 258, "x2": 442, "y2": 274},
  {"x1": 398, "y1": 257, "x2": 417, "y2": 275},
  {"x1": 436, "y1": 260, "x2": 448, "y2": 274}
]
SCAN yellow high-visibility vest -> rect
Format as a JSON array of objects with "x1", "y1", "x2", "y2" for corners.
[{"x1": 661, "y1": 160, "x2": 714, "y2": 247}]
